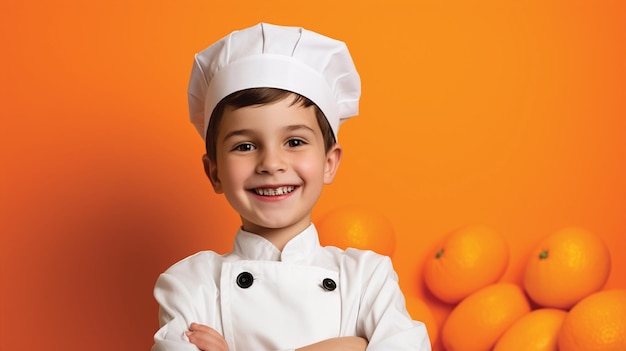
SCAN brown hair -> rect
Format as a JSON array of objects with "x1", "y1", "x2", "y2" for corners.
[{"x1": 205, "y1": 88, "x2": 336, "y2": 162}]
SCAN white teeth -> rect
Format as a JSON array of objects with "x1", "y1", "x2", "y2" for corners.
[{"x1": 254, "y1": 186, "x2": 295, "y2": 196}]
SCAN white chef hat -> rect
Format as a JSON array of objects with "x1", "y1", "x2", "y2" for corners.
[{"x1": 188, "y1": 22, "x2": 361, "y2": 142}]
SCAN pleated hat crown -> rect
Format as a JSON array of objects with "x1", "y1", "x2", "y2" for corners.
[{"x1": 188, "y1": 22, "x2": 361, "y2": 141}]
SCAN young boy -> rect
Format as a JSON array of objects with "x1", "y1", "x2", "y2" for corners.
[{"x1": 152, "y1": 23, "x2": 431, "y2": 351}]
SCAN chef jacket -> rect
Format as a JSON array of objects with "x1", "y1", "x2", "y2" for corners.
[{"x1": 152, "y1": 224, "x2": 431, "y2": 351}]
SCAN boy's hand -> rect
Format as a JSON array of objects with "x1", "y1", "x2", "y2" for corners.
[{"x1": 186, "y1": 323, "x2": 229, "y2": 351}]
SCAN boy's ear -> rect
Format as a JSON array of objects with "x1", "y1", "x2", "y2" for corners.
[
  {"x1": 323, "y1": 144, "x2": 343, "y2": 184},
  {"x1": 202, "y1": 154, "x2": 223, "y2": 193}
]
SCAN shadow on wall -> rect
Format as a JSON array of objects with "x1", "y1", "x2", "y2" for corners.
[{"x1": 3, "y1": 165, "x2": 235, "y2": 350}]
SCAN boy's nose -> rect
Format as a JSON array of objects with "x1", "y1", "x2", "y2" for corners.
[{"x1": 256, "y1": 149, "x2": 287, "y2": 174}]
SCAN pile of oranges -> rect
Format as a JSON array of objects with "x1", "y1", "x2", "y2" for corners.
[
  {"x1": 424, "y1": 226, "x2": 623, "y2": 351},
  {"x1": 316, "y1": 206, "x2": 625, "y2": 351}
]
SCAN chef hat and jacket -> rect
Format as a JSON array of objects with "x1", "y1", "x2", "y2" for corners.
[{"x1": 153, "y1": 23, "x2": 431, "y2": 351}]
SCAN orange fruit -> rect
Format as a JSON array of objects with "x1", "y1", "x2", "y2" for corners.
[
  {"x1": 405, "y1": 294, "x2": 439, "y2": 345},
  {"x1": 558, "y1": 289, "x2": 626, "y2": 351},
  {"x1": 423, "y1": 225, "x2": 509, "y2": 303},
  {"x1": 523, "y1": 227, "x2": 611, "y2": 309},
  {"x1": 441, "y1": 283, "x2": 531, "y2": 351},
  {"x1": 493, "y1": 308, "x2": 567, "y2": 351},
  {"x1": 315, "y1": 205, "x2": 396, "y2": 257}
]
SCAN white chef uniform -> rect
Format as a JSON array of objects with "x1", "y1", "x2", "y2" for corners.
[
  {"x1": 158, "y1": 22, "x2": 431, "y2": 350},
  {"x1": 152, "y1": 224, "x2": 431, "y2": 351}
]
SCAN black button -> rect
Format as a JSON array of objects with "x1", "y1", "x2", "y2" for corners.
[
  {"x1": 236, "y1": 272, "x2": 254, "y2": 289},
  {"x1": 322, "y1": 278, "x2": 337, "y2": 291}
]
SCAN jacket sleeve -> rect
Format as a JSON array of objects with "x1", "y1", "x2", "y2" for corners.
[
  {"x1": 345, "y1": 251, "x2": 431, "y2": 351},
  {"x1": 152, "y1": 272, "x2": 204, "y2": 351},
  {"x1": 152, "y1": 252, "x2": 221, "y2": 351}
]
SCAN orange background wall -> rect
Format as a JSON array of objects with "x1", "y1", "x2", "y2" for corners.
[{"x1": 1, "y1": 1, "x2": 624, "y2": 350}]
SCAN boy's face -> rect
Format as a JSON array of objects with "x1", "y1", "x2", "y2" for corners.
[{"x1": 203, "y1": 95, "x2": 342, "y2": 237}]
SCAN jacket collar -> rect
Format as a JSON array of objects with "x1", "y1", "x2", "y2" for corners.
[{"x1": 232, "y1": 224, "x2": 321, "y2": 262}]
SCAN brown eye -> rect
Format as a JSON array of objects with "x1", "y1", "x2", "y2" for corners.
[
  {"x1": 233, "y1": 143, "x2": 255, "y2": 152},
  {"x1": 287, "y1": 139, "x2": 306, "y2": 147}
]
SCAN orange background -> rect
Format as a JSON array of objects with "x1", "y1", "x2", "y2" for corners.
[{"x1": 1, "y1": 1, "x2": 625, "y2": 350}]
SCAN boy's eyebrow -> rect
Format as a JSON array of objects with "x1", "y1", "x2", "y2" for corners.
[
  {"x1": 285, "y1": 124, "x2": 316, "y2": 133},
  {"x1": 222, "y1": 124, "x2": 316, "y2": 141},
  {"x1": 222, "y1": 129, "x2": 254, "y2": 142}
]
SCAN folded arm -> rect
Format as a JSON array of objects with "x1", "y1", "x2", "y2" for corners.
[{"x1": 187, "y1": 323, "x2": 367, "y2": 351}]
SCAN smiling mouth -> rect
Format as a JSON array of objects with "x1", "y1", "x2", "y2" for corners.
[{"x1": 253, "y1": 186, "x2": 296, "y2": 196}]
